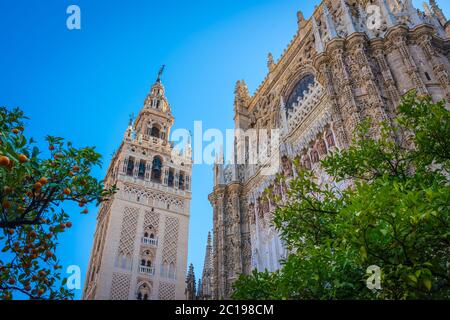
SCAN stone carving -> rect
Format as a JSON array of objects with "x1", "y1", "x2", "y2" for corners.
[{"x1": 206, "y1": 0, "x2": 450, "y2": 300}]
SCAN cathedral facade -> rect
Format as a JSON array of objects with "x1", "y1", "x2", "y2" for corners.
[
  {"x1": 206, "y1": 0, "x2": 450, "y2": 299},
  {"x1": 83, "y1": 71, "x2": 192, "y2": 300}
]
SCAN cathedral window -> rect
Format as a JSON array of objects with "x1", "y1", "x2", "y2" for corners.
[
  {"x1": 126, "y1": 157, "x2": 135, "y2": 176},
  {"x1": 425, "y1": 72, "x2": 431, "y2": 81},
  {"x1": 286, "y1": 74, "x2": 315, "y2": 111},
  {"x1": 138, "y1": 160, "x2": 146, "y2": 179},
  {"x1": 151, "y1": 156, "x2": 163, "y2": 183}
]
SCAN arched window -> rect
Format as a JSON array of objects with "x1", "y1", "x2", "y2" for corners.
[
  {"x1": 179, "y1": 171, "x2": 185, "y2": 190},
  {"x1": 168, "y1": 263, "x2": 175, "y2": 279},
  {"x1": 138, "y1": 160, "x2": 146, "y2": 179},
  {"x1": 151, "y1": 125, "x2": 161, "y2": 138},
  {"x1": 126, "y1": 157, "x2": 135, "y2": 176},
  {"x1": 121, "y1": 256, "x2": 127, "y2": 269},
  {"x1": 137, "y1": 283, "x2": 151, "y2": 301},
  {"x1": 141, "y1": 259, "x2": 146, "y2": 266},
  {"x1": 286, "y1": 74, "x2": 315, "y2": 111},
  {"x1": 151, "y1": 156, "x2": 163, "y2": 183},
  {"x1": 168, "y1": 168, "x2": 175, "y2": 187},
  {"x1": 161, "y1": 261, "x2": 168, "y2": 277},
  {"x1": 149, "y1": 233, "x2": 155, "y2": 239}
]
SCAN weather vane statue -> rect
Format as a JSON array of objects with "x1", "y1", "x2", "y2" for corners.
[{"x1": 156, "y1": 64, "x2": 166, "y2": 82}]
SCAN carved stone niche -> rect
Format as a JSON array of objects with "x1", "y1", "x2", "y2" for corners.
[
  {"x1": 302, "y1": 152, "x2": 312, "y2": 170},
  {"x1": 325, "y1": 127, "x2": 336, "y2": 148},
  {"x1": 281, "y1": 155, "x2": 294, "y2": 177},
  {"x1": 317, "y1": 137, "x2": 328, "y2": 156},
  {"x1": 311, "y1": 149, "x2": 320, "y2": 164}
]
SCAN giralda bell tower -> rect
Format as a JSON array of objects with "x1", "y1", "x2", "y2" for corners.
[{"x1": 83, "y1": 67, "x2": 192, "y2": 300}]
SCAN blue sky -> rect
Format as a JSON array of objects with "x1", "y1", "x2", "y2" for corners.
[{"x1": 1, "y1": 0, "x2": 449, "y2": 299}]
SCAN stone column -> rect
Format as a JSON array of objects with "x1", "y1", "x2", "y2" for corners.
[
  {"x1": 316, "y1": 55, "x2": 349, "y2": 148},
  {"x1": 349, "y1": 36, "x2": 388, "y2": 126},
  {"x1": 329, "y1": 40, "x2": 360, "y2": 141},
  {"x1": 372, "y1": 40, "x2": 401, "y2": 112}
]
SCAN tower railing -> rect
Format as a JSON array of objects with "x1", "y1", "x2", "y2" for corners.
[
  {"x1": 139, "y1": 266, "x2": 155, "y2": 276},
  {"x1": 142, "y1": 237, "x2": 158, "y2": 246}
]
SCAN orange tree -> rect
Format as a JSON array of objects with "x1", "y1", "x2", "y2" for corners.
[{"x1": 0, "y1": 107, "x2": 116, "y2": 300}]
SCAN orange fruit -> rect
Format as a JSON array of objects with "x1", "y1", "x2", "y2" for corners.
[
  {"x1": 33, "y1": 182, "x2": 43, "y2": 190},
  {"x1": 18, "y1": 154, "x2": 28, "y2": 163},
  {"x1": 63, "y1": 188, "x2": 71, "y2": 195},
  {"x1": 39, "y1": 177, "x2": 48, "y2": 185},
  {"x1": 0, "y1": 156, "x2": 10, "y2": 167}
]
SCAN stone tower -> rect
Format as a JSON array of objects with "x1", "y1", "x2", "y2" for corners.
[
  {"x1": 208, "y1": 0, "x2": 449, "y2": 299},
  {"x1": 199, "y1": 231, "x2": 213, "y2": 300},
  {"x1": 83, "y1": 67, "x2": 192, "y2": 300}
]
